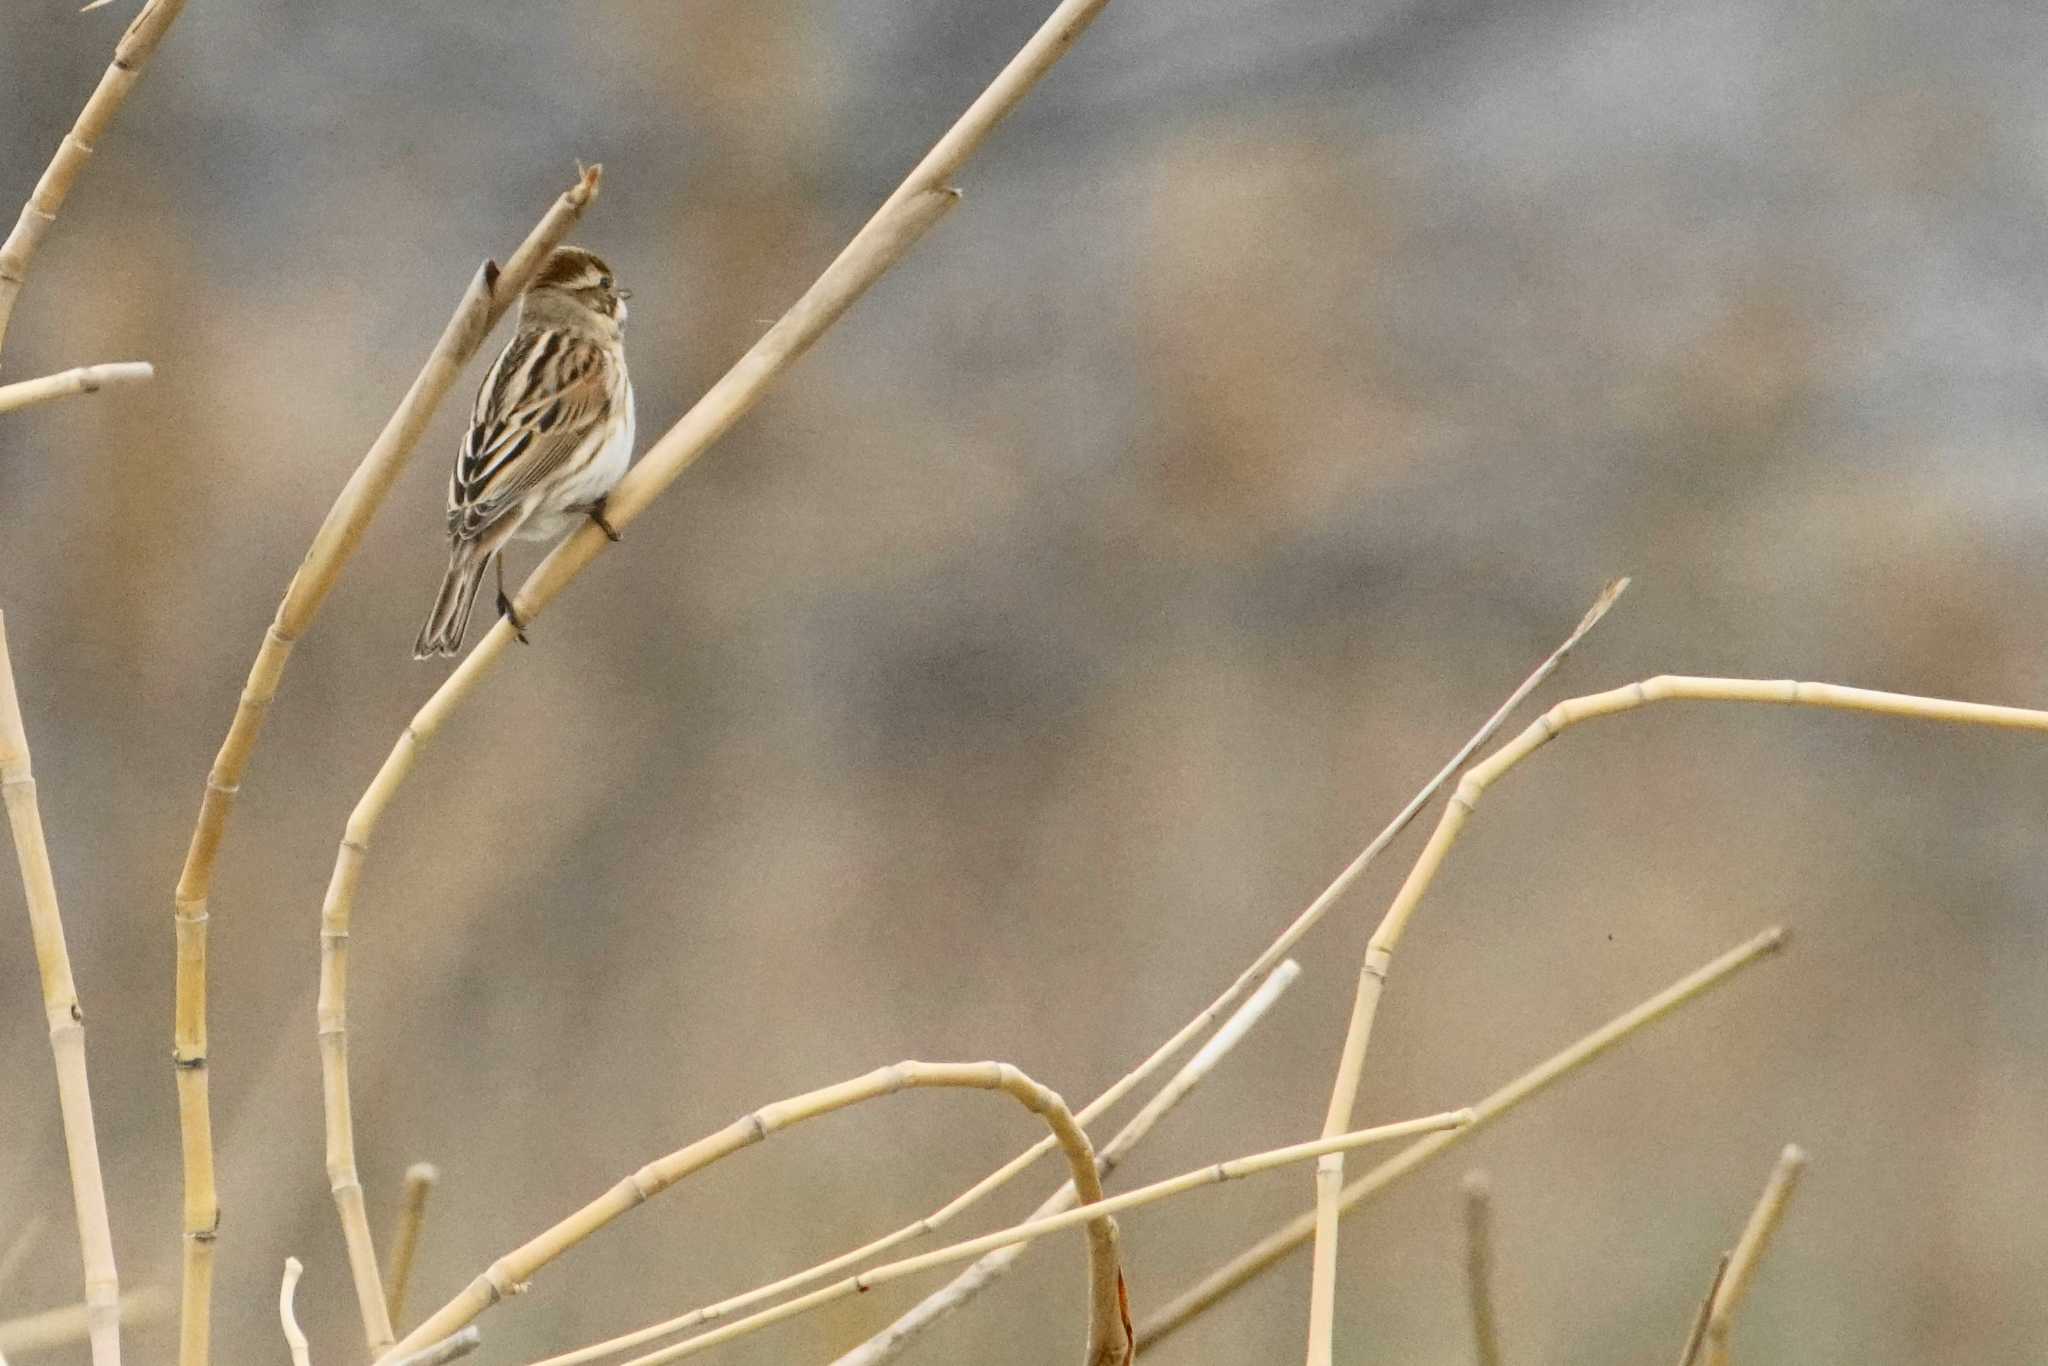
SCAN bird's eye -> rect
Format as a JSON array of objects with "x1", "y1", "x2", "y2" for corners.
[{"x1": 598, "y1": 275, "x2": 613, "y2": 290}]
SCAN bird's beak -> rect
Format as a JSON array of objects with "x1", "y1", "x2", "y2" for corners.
[{"x1": 617, "y1": 288, "x2": 634, "y2": 300}]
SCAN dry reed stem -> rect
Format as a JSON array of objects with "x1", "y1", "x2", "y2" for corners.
[
  {"x1": 1675, "y1": 1254, "x2": 1730, "y2": 1366},
  {"x1": 1462, "y1": 1171, "x2": 1503, "y2": 1366},
  {"x1": 0, "y1": 0, "x2": 188, "y2": 361},
  {"x1": 386, "y1": 1328, "x2": 481, "y2": 1366},
  {"x1": 386, "y1": 1163, "x2": 441, "y2": 1329},
  {"x1": 1701, "y1": 1145, "x2": 1807, "y2": 1366},
  {"x1": 497, "y1": 583, "x2": 1632, "y2": 1366},
  {"x1": 0, "y1": 361, "x2": 152, "y2": 414},
  {"x1": 164, "y1": 167, "x2": 599, "y2": 1366},
  {"x1": 384, "y1": 1062, "x2": 1128, "y2": 1366},
  {"x1": 1136, "y1": 926, "x2": 1788, "y2": 1349},
  {"x1": 1302, "y1": 671, "x2": 2048, "y2": 1363},
  {"x1": 0, "y1": 613, "x2": 120, "y2": 1366},
  {"x1": 0, "y1": 1290, "x2": 171, "y2": 1357},
  {"x1": 537, "y1": 961, "x2": 1302, "y2": 1366},
  {"x1": 0, "y1": 1217, "x2": 49, "y2": 1296},
  {"x1": 828, "y1": 959, "x2": 1304, "y2": 1366},
  {"x1": 1299, "y1": 580, "x2": 1625, "y2": 1364},
  {"x1": 609, "y1": 1110, "x2": 1473, "y2": 1366},
  {"x1": 278, "y1": 1260, "x2": 310, "y2": 1366}
]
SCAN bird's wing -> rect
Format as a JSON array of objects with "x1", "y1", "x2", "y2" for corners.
[{"x1": 448, "y1": 331, "x2": 618, "y2": 539}]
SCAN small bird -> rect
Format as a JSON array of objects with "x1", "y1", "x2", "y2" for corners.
[{"x1": 413, "y1": 245, "x2": 636, "y2": 658}]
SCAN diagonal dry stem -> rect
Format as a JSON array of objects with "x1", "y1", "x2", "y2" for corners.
[
  {"x1": 0, "y1": 613, "x2": 121, "y2": 1366},
  {"x1": 1701, "y1": 1145, "x2": 1807, "y2": 1366},
  {"x1": 0, "y1": 1290, "x2": 170, "y2": 1358},
  {"x1": 166, "y1": 165, "x2": 599, "y2": 1366},
  {"x1": 386, "y1": 1162, "x2": 441, "y2": 1329},
  {"x1": 1300, "y1": 673, "x2": 2048, "y2": 1363},
  {"x1": 609, "y1": 1110, "x2": 1473, "y2": 1366},
  {"x1": 1675, "y1": 1253, "x2": 1730, "y2": 1366},
  {"x1": 382, "y1": 1062, "x2": 1128, "y2": 1366},
  {"x1": 1136, "y1": 926, "x2": 1789, "y2": 1349},
  {"x1": 0, "y1": 0, "x2": 189, "y2": 361},
  {"x1": 0, "y1": 361, "x2": 151, "y2": 414}
]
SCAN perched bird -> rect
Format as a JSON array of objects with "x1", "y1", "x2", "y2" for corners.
[{"x1": 414, "y1": 245, "x2": 636, "y2": 658}]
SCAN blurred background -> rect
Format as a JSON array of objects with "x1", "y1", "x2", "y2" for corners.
[{"x1": 3, "y1": 0, "x2": 2046, "y2": 1361}]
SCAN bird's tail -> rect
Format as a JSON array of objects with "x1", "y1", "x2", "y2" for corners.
[{"x1": 413, "y1": 541, "x2": 491, "y2": 659}]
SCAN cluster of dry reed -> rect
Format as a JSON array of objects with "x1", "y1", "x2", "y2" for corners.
[{"x1": 6, "y1": 3, "x2": 2046, "y2": 1365}]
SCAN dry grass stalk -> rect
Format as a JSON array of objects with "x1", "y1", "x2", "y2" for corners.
[
  {"x1": 386, "y1": 1328, "x2": 482, "y2": 1366},
  {"x1": 603, "y1": 1110, "x2": 1474, "y2": 1366},
  {"x1": 1700, "y1": 1145, "x2": 1808, "y2": 1366},
  {"x1": 1462, "y1": 1171, "x2": 1503, "y2": 1366},
  {"x1": 0, "y1": 1290, "x2": 171, "y2": 1357},
  {"x1": 0, "y1": 613, "x2": 120, "y2": 1366},
  {"x1": 278, "y1": 1260, "x2": 311, "y2": 1366},
  {"x1": 0, "y1": 0, "x2": 188, "y2": 360},
  {"x1": 385, "y1": 1062, "x2": 1129, "y2": 1366},
  {"x1": 1674, "y1": 1254, "x2": 1730, "y2": 1366},
  {"x1": 1299, "y1": 671, "x2": 2047, "y2": 1362},
  {"x1": 539, "y1": 961, "x2": 1303, "y2": 1366},
  {"x1": 0, "y1": 361, "x2": 152, "y2": 414},
  {"x1": 395, "y1": 585, "x2": 1629, "y2": 1366},
  {"x1": 386, "y1": 1163, "x2": 442, "y2": 1329},
  {"x1": 165, "y1": 167, "x2": 600, "y2": 1366},
  {"x1": 1135, "y1": 926, "x2": 1788, "y2": 1349}
]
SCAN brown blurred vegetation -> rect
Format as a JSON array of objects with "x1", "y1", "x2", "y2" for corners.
[{"x1": 4, "y1": 1, "x2": 2048, "y2": 1362}]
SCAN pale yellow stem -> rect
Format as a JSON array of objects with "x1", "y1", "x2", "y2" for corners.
[
  {"x1": 278, "y1": 1259, "x2": 311, "y2": 1366},
  {"x1": 610, "y1": 1110, "x2": 1473, "y2": 1366},
  {"x1": 1701, "y1": 1145, "x2": 1808, "y2": 1366},
  {"x1": 0, "y1": 613, "x2": 120, "y2": 1366},
  {"x1": 382, "y1": 1062, "x2": 1127, "y2": 1366},
  {"x1": 0, "y1": 0, "x2": 188, "y2": 361},
  {"x1": 386, "y1": 1163, "x2": 441, "y2": 1328},
  {"x1": 0, "y1": 1289, "x2": 171, "y2": 1356},
  {"x1": 161, "y1": 166, "x2": 600, "y2": 1366},
  {"x1": 0, "y1": 361, "x2": 152, "y2": 414},
  {"x1": 1136, "y1": 926, "x2": 1788, "y2": 1349},
  {"x1": 546, "y1": 958, "x2": 1303, "y2": 1366},
  {"x1": 1301, "y1": 671, "x2": 2048, "y2": 1363}
]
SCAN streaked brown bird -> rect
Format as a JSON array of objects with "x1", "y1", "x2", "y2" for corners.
[{"x1": 414, "y1": 245, "x2": 636, "y2": 658}]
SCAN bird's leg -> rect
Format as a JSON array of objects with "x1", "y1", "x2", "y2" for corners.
[
  {"x1": 585, "y1": 496, "x2": 623, "y2": 542},
  {"x1": 494, "y1": 555, "x2": 530, "y2": 644}
]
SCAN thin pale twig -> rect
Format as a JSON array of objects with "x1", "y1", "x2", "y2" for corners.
[
  {"x1": 385, "y1": 1163, "x2": 440, "y2": 1328},
  {"x1": 1702, "y1": 1145, "x2": 1807, "y2": 1365},
  {"x1": 1675, "y1": 1254, "x2": 1730, "y2": 1366},
  {"x1": 278, "y1": 1260, "x2": 310, "y2": 1366},
  {"x1": 0, "y1": 362, "x2": 152, "y2": 414},
  {"x1": 386, "y1": 1328, "x2": 482, "y2": 1366}
]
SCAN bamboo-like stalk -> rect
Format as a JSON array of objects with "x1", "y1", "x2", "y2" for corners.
[
  {"x1": 0, "y1": 613, "x2": 120, "y2": 1366},
  {"x1": 387, "y1": 1329, "x2": 481, "y2": 1366},
  {"x1": 0, "y1": 1289, "x2": 171, "y2": 1357},
  {"x1": 1675, "y1": 1254, "x2": 1730, "y2": 1366},
  {"x1": 1301, "y1": 673, "x2": 2048, "y2": 1362},
  {"x1": 167, "y1": 167, "x2": 600, "y2": 1366},
  {"x1": 278, "y1": 1260, "x2": 311, "y2": 1366},
  {"x1": 0, "y1": 0, "x2": 188, "y2": 360},
  {"x1": 386, "y1": 1163, "x2": 441, "y2": 1328},
  {"x1": 383, "y1": 1062, "x2": 1129, "y2": 1366},
  {"x1": 538, "y1": 960, "x2": 1301, "y2": 1366},
  {"x1": 1700, "y1": 1145, "x2": 1807, "y2": 1366},
  {"x1": 0, "y1": 361, "x2": 152, "y2": 414},
  {"x1": 606, "y1": 1110, "x2": 1474, "y2": 1366},
  {"x1": 1462, "y1": 1172, "x2": 1503, "y2": 1366},
  {"x1": 1135, "y1": 926, "x2": 1788, "y2": 1349}
]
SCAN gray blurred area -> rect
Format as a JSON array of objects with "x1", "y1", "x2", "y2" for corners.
[{"x1": 3, "y1": 0, "x2": 2047, "y2": 1361}]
